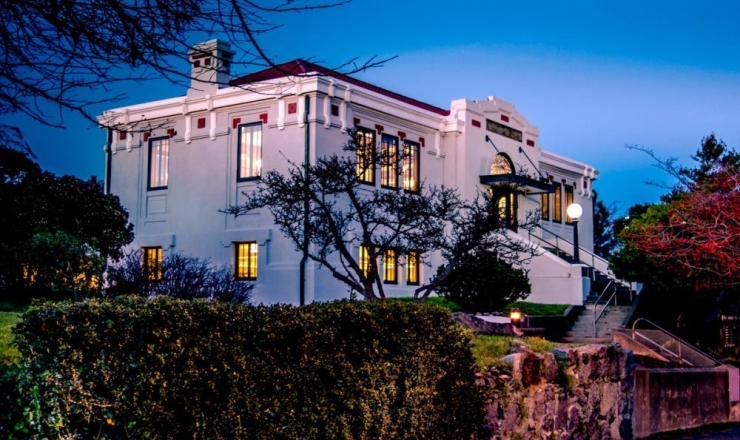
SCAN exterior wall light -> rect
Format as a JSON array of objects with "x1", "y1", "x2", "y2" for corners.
[{"x1": 566, "y1": 203, "x2": 583, "y2": 263}]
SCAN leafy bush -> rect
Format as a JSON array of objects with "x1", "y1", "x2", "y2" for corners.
[
  {"x1": 106, "y1": 251, "x2": 252, "y2": 303},
  {"x1": 435, "y1": 249, "x2": 531, "y2": 313},
  {"x1": 391, "y1": 296, "x2": 462, "y2": 312},
  {"x1": 12, "y1": 298, "x2": 485, "y2": 439}
]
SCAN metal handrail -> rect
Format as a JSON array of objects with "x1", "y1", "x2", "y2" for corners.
[
  {"x1": 593, "y1": 281, "x2": 617, "y2": 337},
  {"x1": 631, "y1": 318, "x2": 723, "y2": 366},
  {"x1": 632, "y1": 330, "x2": 693, "y2": 366}
]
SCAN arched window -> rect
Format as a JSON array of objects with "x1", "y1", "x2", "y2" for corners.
[{"x1": 490, "y1": 153, "x2": 514, "y2": 175}]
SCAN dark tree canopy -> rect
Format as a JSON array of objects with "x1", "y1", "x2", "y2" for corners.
[
  {"x1": 592, "y1": 190, "x2": 616, "y2": 259},
  {"x1": 0, "y1": 146, "x2": 133, "y2": 298},
  {"x1": 1, "y1": 0, "x2": 384, "y2": 138}
]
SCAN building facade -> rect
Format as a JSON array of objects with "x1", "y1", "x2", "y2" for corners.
[{"x1": 100, "y1": 40, "x2": 603, "y2": 305}]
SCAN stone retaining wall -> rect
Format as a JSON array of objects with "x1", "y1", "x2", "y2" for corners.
[{"x1": 478, "y1": 344, "x2": 634, "y2": 439}]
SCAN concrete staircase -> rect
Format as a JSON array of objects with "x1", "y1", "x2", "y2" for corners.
[{"x1": 561, "y1": 304, "x2": 632, "y2": 343}]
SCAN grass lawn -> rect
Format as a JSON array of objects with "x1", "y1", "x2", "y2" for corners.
[
  {"x1": 0, "y1": 310, "x2": 22, "y2": 367},
  {"x1": 504, "y1": 301, "x2": 569, "y2": 316},
  {"x1": 471, "y1": 334, "x2": 559, "y2": 369}
]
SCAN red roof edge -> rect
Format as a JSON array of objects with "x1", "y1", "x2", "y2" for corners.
[{"x1": 229, "y1": 59, "x2": 450, "y2": 117}]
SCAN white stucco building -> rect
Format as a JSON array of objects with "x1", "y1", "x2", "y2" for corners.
[{"x1": 100, "y1": 40, "x2": 613, "y2": 306}]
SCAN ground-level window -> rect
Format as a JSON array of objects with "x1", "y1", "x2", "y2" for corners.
[
  {"x1": 540, "y1": 192, "x2": 550, "y2": 221},
  {"x1": 237, "y1": 123, "x2": 262, "y2": 181},
  {"x1": 406, "y1": 251, "x2": 420, "y2": 285},
  {"x1": 380, "y1": 134, "x2": 399, "y2": 189},
  {"x1": 565, "y1": 185, "x2": 575, "y2": 223},
  {"x1": 553, "y1": 182, "x2": 562, "y2": 223},
  {"x1": 235, "y1": 242, "x2": 258, "y2": 280},
  {"x1": 143, "y1": 247, "x2": 163, "y2": 280},
  {"x1": 383, "y1": 248, "x2": 397, "y2": 284},
  {"x1": 403, "y1": 140, "x2": 420, "y2": 192},
  {"x1": 148, "y1": 137, "x2": 170, "y2": 190},
  {"x1": 356, "y1": 127, "x2": 375, "y2": 185}
]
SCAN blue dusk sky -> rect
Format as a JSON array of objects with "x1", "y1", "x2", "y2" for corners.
[{"x1": 10, "y1": 0, "x2": 740, "y2": 213}]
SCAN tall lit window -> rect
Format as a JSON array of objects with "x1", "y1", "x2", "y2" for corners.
[
  {"x1": 383, "y1": 248, "x2": 397, "y2": 284},
  {"x1": 148, "y1": 137, "x2": 170, "y2": 190},
  {"x1": 380, "y1": 134, "x2": 399, "y2": 188},
  {"x1": 565, "y1": 185, "x2": 575, "y2": 223},
  {"x1": 406, "y1": 251, "x2": 420, "y2": 285},
  {"x1": 238, "y1": 123, "x2": 262, "y2": 181},
  {"x1": 403, "y1": 140, "x2": 420, "y2": 192},
  {"x1": 143, "y1": 247, "x2": 163, "y2": 281},
  {"x1": 235, "y1": 242, "x2": 258, "y2": 280},
  {"x1": 540, "y1": 192, "x2": 550, "y2": 221},
  {"x1": 356, "y1": 127, "x2": 375, "y2": 184},
  {"x1": 553, "y1": 182, "x2": 562, "y2": 223},
  {"x1": 359, "y1": 245, "x2": 370, "y2": 277}
]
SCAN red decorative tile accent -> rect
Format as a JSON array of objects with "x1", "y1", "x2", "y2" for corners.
[
  {"x1": 501, "y1": 114, "x2": 510, "y2": 122},
  {"x1": 232, "y1": 118, "x2": 241, "y2": 129},
  {"x1": 197, "y1": 118, "x2": 206, "y2": 129},
  {"x1": 584, "y1": 181, "x2": 588, "y2": 189},
  {"x1": 143, "y1": 132, "x2": 151, "y2": 142},
  {"x1": 167, "y1": 128, "x2": 176, "y2": 138},
  {"x1": 419, "y1": 137, "x2": 425, "y2": 147},
  {"x1": 375, "y1": 124, "x2": 384, "y2": 134},
  {"x1": 561, "y1": 178, "x2": 567, "y2": 183},
  {"x1": 288, "y1": 102, "x2": 297, "y2": 114},
  {"x1": 118, "y1": 131, "x2": 127, "y2": 140},
  {"x1": 353, "y1": 117, "x2": 360, "y2": 126},
  {"x1": 259, "y1": 113, "x2": 268, "y2": 124},
  {"x1": 526, "y1": 139, "x2": 535, "y2": 147},
  {"x1": 398, "y1": 131, "x2": 406, "y2": 140},
  {"x1": 471, "y1": 119, "x2": 481, "y2": 128},
  {"x1": 331, "y1": 104, "x2": 339, "y2": 116},
  {"x1": 548, "y1": 174, "x2": 554, "y2": 181}
]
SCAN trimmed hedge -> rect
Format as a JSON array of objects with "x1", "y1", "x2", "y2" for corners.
[{"x1": 12, "y1": 297, "x2": 485, "y2": 439}]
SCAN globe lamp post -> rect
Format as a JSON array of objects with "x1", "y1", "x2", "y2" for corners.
[{"x1": 566, "y1": 203, "x2": 583, "y2": 263}]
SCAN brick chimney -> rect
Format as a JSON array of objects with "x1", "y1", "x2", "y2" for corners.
[{"x1": 187, "y1": 40, "x2": 235, "y2": 97}]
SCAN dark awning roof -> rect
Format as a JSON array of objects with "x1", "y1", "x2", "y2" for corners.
[{"x1": 479, "y1": 174, "x2": 556, "y2": 195}]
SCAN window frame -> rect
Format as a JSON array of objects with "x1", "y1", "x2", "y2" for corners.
[
  {"x1": 540, "y1": 192, "x2": 550, "y2": 221},
  {"x1": 234, "y1": 241, "x2": 259, "y2": 280},
  {"x1": 148, "y1": 136, "x2": 170, "y2": 191},
  {"x1": 356, "y1": 127, "x2": 376, "y2": 185},
  {"x1": 380, "y1": 133, "x2": 399, "y2": 189},
  {"x1": 402, "y1": 140, "x2": 420, "y2": 193},
  {"x1": 406, "y1": 251, "x2": 420, "y2": 286},
  {"x1": 552, "y1": 182, "x2": 563, "y2": 223},
  {"x1": 382, "y1": 248, "x2": 398, "y2": 284},
  {"x1": 237, "y1": 122, "x2": 263, "y2": 182},
  {"x1": 143, "y1": 247, "x2": 163, "y2": 281}
]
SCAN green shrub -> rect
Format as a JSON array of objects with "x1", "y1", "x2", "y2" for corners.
[
  {"x1": 435, "y1": 249, "x2": 531, "y2": 313},
  {"x1": 13, "y1": 297, "x2": 485, "y2": 439},
  {"x1": 391, "y1": 296, "x2": 462, "y2": 312}
]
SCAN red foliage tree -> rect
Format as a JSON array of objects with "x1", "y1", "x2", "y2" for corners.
[{"x1": 624, "y1": 168, "x2": 740, "y2": 289}]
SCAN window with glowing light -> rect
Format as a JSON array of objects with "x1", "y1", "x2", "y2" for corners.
[
  {"x1": 148, "y1": 137, "x2": 170, "y2": 190},
  {"x1": 234, "y1": 242, "x2": 258, "y2": 280},
  {"x1": 143, "y1": 247, "x2": 163, "y2": 281},
  {"x1": 359, "y1": 245, "x2": 371, "y2": 277},
  {"x1": 553, "y1": 182, "x2": 562, "y2": 223},
  {"x1": 383, "y1": 248, "x2": 397, "y2": 283},
  {"x1": 237, "y1": 123, "x2": 262, "y2": 181},
  {"x1": 406, "y1": 251, "x2": 420, "y2": 285},
  {"x1": 540, "y1": 192, "x2": 550, "y2": 221},
  {"x1": 356, "y1": 127, "x2": 375, "y2": 184},
  {"x1": 380, "y1": 134, "x2": 399, "y2": 189},
  {"x1": 403, "y1": 140, "x2": 420, "y2": 192}
]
